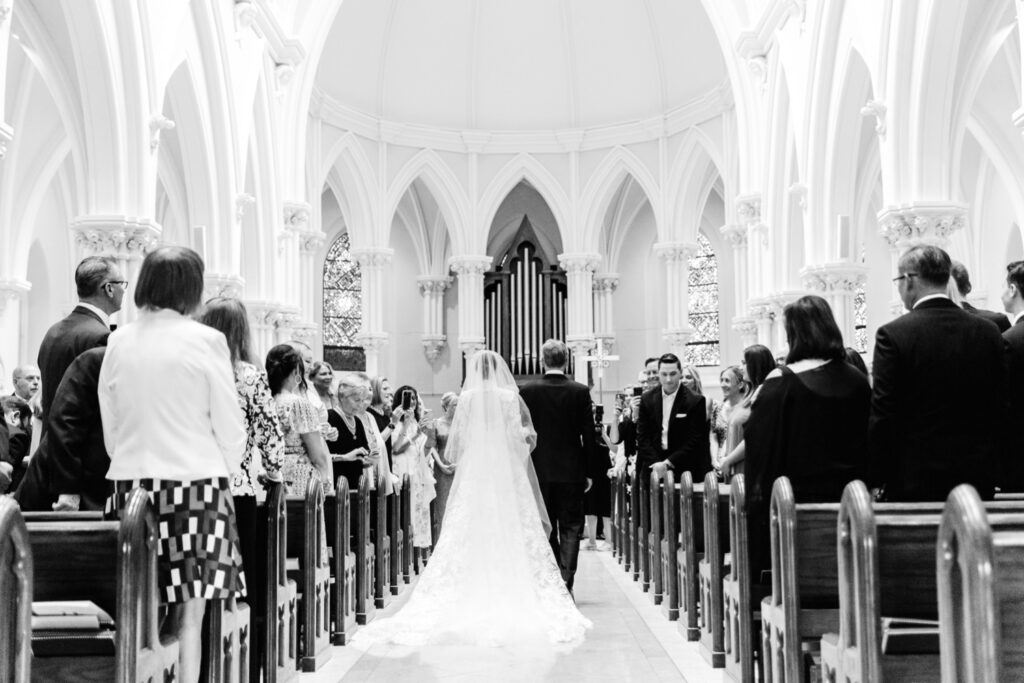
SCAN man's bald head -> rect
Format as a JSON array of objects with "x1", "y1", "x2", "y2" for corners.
[{"x1": 12, "y1": 364, "x2": 40, "y2": 401}]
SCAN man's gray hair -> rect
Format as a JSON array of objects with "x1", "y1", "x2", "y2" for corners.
[
  {"x1": 75, "y1": 256, "x2": 118, "y2": 299},
  {"x1": 541, "y1": 339, "x2": 568, "y2": 370},
  {"x1": 898, "y1": 245, "x2": 952, "y2": 288}
]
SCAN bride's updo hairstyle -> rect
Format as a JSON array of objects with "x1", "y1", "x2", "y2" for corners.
[{"x1": 464, "y1": 350, "x2": 517, "y2": 391}]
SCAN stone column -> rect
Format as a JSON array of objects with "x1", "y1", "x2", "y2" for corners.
[
  {"x1": 0, "y1": 278, "x2": 30, "y2": 391},
  {"x1": 352, "y1": 247, "x2": 394, "y2": 375},
  {"x1": 448, "y1": 255, "x2": 492, "y2": 357},
  {"x1": 417, "y1": 275, "x2": 451, "y2": 363},
  {"x1": 558, "y1": 253, "x2": 601, "y2": 383},
  {"x1": 654, "y1": 242, "x2": 698, "y2": 359},
  {"x1": 592, "y1": 273, "x2": 619, "y2": 352},
  {"x1": 720, "y1": 223, "x2": 750, "y2": 315},
  {"x1": 748, "y1": 298, "x2": 775, "y2": 349},
  {"x1": 297, "y1": 229, "x2": 326, "y2": 350},
  {"x1": 800, "y1": 262, "x2": 868, "y2": 345},
  {"x1": 731, "y1": 316, "x2": 758, "y2": 349},
  {"x1": 736, "y1": 195, "x2": 767, "y2": 298},
  {"x1": 246, "y1": 300, "x2": 281, "y2": 361},
  {"x1": 71, "y1": 216, "x2": 161, "y2": 323},
  {"x1": 878, "y1": 202, "x2": 966, "y2": 317}
]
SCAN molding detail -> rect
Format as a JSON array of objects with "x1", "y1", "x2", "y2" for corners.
[
  {"x1": 203, "y1": 273, "x2": 245, "y2": 299},
  {"x1": 448, "y1": 255, "x2": 492, "y2": 276},
  {"x1": 800, "y1": 263, "x2": 868, "y2": 293},
  {"x1": 71, "y1": 216, "x2": 161, "y2": 257},
  {"x1": 235, "y1": 193, "x2": 255, "y2": 223},
  {"x1": 592, "y1": 274, "x2": 620, "y2": 293},
  {"x1": 0, "y1": 278, "x2": 31, "y2": 314},
  {"x1": 352, "y1": 247, "x2": 395, "y2": 267},
  {"x1": 558, "y1": 252, "x2": 602, "y2": 273},
  {"x1": 356, "y1": 331, "x2": 389, "y2": 351},
  {"x1": 748, "y1": 297, "x2": 775, "y2": 321},
  {"x1": 421, "y1": 334, "x2": 447, "y2": 362},
  {"x1": 416, "y1": 276, "x2": 451, "y2": 294},
  {"x1": 290, "y1": 321, "x2": 319, "y2": 341},
  {"x1": 149, "y1": 114, "x2": 175, "y2": 152},
  {"x1": 736, "y1": 194, "x2": 762, "y2": 224},
  {"x1": 0, "y1": 5, "x2": 10, "y2": 24},
  {"x1": 662, "y1": 327, "x2": 695, "y2": 347},
  {"x1": 283, "y1": 202, "x2": 311, "y2": 230},
  {"x1": 458, "y1": 339, "x2": 486, "y2": 355},
  {"x1": 720, "y1": 223, "x2": 748, "y2": 247},
  {"x1": 788, "y1": 182, "x2": 808, "y2": 211},
  {"x1": 653, "y1": 242, "x2": 698, "y2": 262},
  {"x1": 731, "y1": 315, "x2": 759, "y2": 337},
  {"x1": 877, "y1": 203, "x2": 967, "y2": 250},
  {"x1": 860, "y1": 100, "x2": 887, "y2": 139},
  {"x1": 234, "y1": 0, "x2": 258, "y2": 30},
  {"x1": 299, "y1": 232, "x2": 326, "y2": 254}
]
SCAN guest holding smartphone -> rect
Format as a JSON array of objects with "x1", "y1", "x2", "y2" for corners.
[{"x1": 391, "y1": 385, "x2": 436, "y2": 560}]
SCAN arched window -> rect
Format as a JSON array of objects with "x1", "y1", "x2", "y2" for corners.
[
  {"x1": 854, "y1": 248, "x2": 868, "y2": 352},
  {"x1": 323, "y1": 231, "x2": 362, "y2": 347},
  {"x1": 685, "y1": 231, "x2": 721, "y2": 367}
]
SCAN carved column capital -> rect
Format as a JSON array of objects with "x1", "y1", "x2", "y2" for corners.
[
  {"x1": 421, "y1": 334, "x2": 447, "y2": 363},
  {"x1": 731, "y1": 315, "x2": 759, "y2": 338},
  {"x1": 352, "y1": 247, "x2": 395, "y2": 268},
  {"x1": 0, "y1": 278, "x2": 31, "y2": 314},
  {"x1": 653, "y1": 242, "x2": 698, "y2": 262},
  {"x1": 720, "y1": 223, "x2": 748, "y2": 247},
  {"x1": 283, "y1": 202, "x2": 312, "y2": 231},
  {"x1": 356, "y1": 331, "x2": 389, "y2": 351},
  {"x1": 766, "y1": 290, "x2": 810, "y2": 314},
  {"x1": 662, "y1": 328, "x2": 695, "y2": 348},
  {"x1": 860, "y1": 100, "x2": 887, "y2": 139},
  {"x1": 290, "y1": 321, "x2": 319, "y2": 341},
  {"x1": 592, "y1": 273, "x2": 620, "y2": 293},
  {"x1": 566, "y1": 338, "x2": 597, "y2": 358},
  {"x1": 878, "y1": 203, "x2": 967, "y2": 251},
  {"x1": 748, "y1": 297, "x2": 776, "y2": 321},
  {"x1": 416, "y1": 276, "x2": 452, "y2": 295},
  {"x1": 458, "y1": 339, "x2": 486, "y2": 355},
  {"x1": 448, "y1": 254, "x2": 492, "y2": 276},
  {"x1": 800, "y1": 262, "x2": 868, "y2": 294},
  {"x1": 235, "y1": 193, "x2": 255, "y2": 223},
  {"x1": 558, "y1": 252, "x2": 602, "y2": 273},
  {"x1": 299, "y1": 232, "x2": 326, "y2": 254},
  {"x1": 71, "y1": 216, "x2": 161, "y2": 258},
  {"x1": 736, "y1": 194, "x2": 762, "y2": 225},
  {"x1": 203, "y1": 273, "x2": 245, "y2": 300}
]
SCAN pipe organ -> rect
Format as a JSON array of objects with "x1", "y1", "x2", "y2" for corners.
[{"x1": 484, "y1": 240, "x2": 570, "y2": 378}]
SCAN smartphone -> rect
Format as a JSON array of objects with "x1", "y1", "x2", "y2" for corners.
[
  {"x1": 593, "y1": 405, "x2": 605, "y2": 423},
  {"x1": 632, "y1": 386, "x2": 643, "y2": 397},
  {"x1": 401, "y1": 389, "x2": 413, "y2": 411}
]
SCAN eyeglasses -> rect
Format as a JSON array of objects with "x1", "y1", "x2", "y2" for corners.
[
  {"x1": 892, "y1": 273, "x2": 918, "y2": 283},
  {"x1": 104, "y1": 280, "x2": 129, "y2": 289}
]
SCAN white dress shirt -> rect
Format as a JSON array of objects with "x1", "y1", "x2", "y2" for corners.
[
  {"x1": 76, "y1": 301, "x2": 111, "y2": 328},
  {"x1": 661, "y1": 389, "x2": 678, "y2": 451},
  {"x1": 1013, "y1": 310, "x2": 1024, "y2": 326},
  {"x1": 100, "y1": 308, "x2": 246, "y2": 481},
  {"x1": 913, "y1": 293, "x2": 949, "y2": 308}
]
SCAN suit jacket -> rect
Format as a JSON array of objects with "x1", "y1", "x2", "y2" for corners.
[
  {"x1": 963, "y1": 301, "x2": 1011, "y2": 333},
  {"x1": 37, "y1": 305, "x2": 110, "y2": 434},
  {"x1": 15, "y1": 347, "x2": 110, "y2": 511},
  {"x1": 636, "y1": 386, "x2": 712, "y2": 477},
  {"x1": 519, "y1": 373, "x2": 599, "y2": 483},
  {"x1": 1003, "y1": 316, "x2": 1024, "y2": 490},
  {"x1": 868, "y1": 297, "x2": 1007, "y2": 500}
]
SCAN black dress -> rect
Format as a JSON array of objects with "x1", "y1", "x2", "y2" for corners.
[
  {"x1": 585, "y1": 426, "x2": 612, "y2": 516},
  {"x1": 328, "y1": 409, "x2": 369, "y2": 491}
]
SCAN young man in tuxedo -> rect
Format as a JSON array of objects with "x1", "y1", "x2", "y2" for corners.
[
  {"x1": 869, "y1": 246, "x2": 1007, "y2": 500},
  {"x1": 636, "y1": 353, "x2": 711, "y2": 480},
  {"x1": 519, "y1": 339, "x2": 600, "y2": 595},
  {"x1": 37, "y1": 256, "x2": 124, "y2": 434},
  {"x1": 1001, "y1": 261, "x2": 1024, "y2": 490}
]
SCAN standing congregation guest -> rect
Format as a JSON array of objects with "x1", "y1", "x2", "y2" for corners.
[
  {"x1": 198, "y1": 297, "x2": 284, "y2": 588},
  {"x1": 607, "y1": 385, "x2": 640, "y2": 476},
  {"x1": 98, "y1": 246, "x2": 247, "y2": 683},
  {"x1": 353, "y1": 373, "x2": 395, "y2": 495},
  {"x1": 424, "y1": 391, "x2": 458, "y2": 533},
  {"x1": 368, "y1": 376, "x2": 396, "y2": 471},
  {"x1": 637, "y1": 353, "x2": 711, "y2": 481},
  {"x1": 951, "y1": 260, "x2": 1011, "y2": 332},
  {"x1": 1001, "y1": 261, "x2": 1024, "y2": 491},
  {"x1": 14, "y1": 348, "x2": 110, "y2": 511},
  {"x1": 869, "y1": 245, "x2": 1007, "y2": 501},
  {"x1": 744, "y1": 295, "x2": 870, "y2": 575},
  {"x1": 717, "y1": 344, "x2": 776, "y2": 478},
  {"x1": 266, "y1": 344, "x2": 333, "y2": 496},
  {"x1": 10, "y1": 364, "x2": 41, "y2": 402},
  {"x1": 1, "y1": 395, "x2": 31, "y2": 492},
  {"x1": 391, "y1": 385, "x2": 436, "y2": 560},
  {"x1": 845, "y1": 347, "x2": 869, "y2": 376},
  {"x1": 712, "y1": 365, "x2": 746, "y2": 469},
  {"x1": 38, "y1": 256, "x2": 124, "y2": 434},
  {"x1": 642, "y1": 357, "x2": 660, "y2": 391},
  {"x1": 327, "y1": 375, "x2": 372, "y2": 490},
  {"x1": 584, "y1": 406, "x2": 614, "y2": 551},
  {"x1": 308, "y1": 360, "x2": 339, "y2": 443}
]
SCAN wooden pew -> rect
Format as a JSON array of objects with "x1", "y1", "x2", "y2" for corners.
[
  {"x1": 639, "y1": 471, "x2": 651, "y2": 592},
  {"x1": 648, "y1": 469, "x2": 665, "y2": 606},
  {"x1": 28, "y1": 487, "x2": 179, "y2": 683},
  {"x1": 722, "y1": 474, "x2": 770, "y2": 683},
  {"x1": 621, "y1": 469, "x2": 633, "y2": 573},
  {"x1": 659, "y1": 470, "x2": 680, "y2": 621},
  {"x1": 258, "y1": 482, "x2": 298, "y2": 683},
  {"x1": 401, "y1": 474, "x2": 413, "y2": 584},
  {"x1": 610, "y1": 468, "x2": 620, "y2": 560},
  {"x1": 630, "y1": 465, "x2": 641, "y2": 581},
  {"x1": 677, "y1": 471, "x2": 704, "y2": 641},
  {"x1": 388, "y1": 477, "x2": 403, "y2": 596},
  {"x1": 698, "y1": 471, "x2": 730, "y2": 668},
  {"x1": 938, "y1": 484, "x2": 1024, "y2": 683},
  {"x1": 355, "y1": 472, "x2": 375, "y2": 625},
  {"x1": 0, "y1": 497, "x2": 32, "y2": 683},
  {"x1": 326, "y1": 477, "x2": 357, "y2": 646},
  {"x1": 374, "y1": 470, "x2": 391, "y2": 609},
  {"x1": 285, "y1": 475, "x2": 332, "y2": 672}
]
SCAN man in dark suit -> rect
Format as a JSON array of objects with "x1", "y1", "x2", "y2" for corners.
[
  {"x1": 519, "y1": 339, "x2": 599, "y2": 594},
  {"x1": 636, "y1": 352, "x2": 711, "y2": 479},
  {"x1": 869, "y1": 246, "x2": 1007, "y2": 501},
  {"x1": 951, "y1": 261, "x2": 1010, "y2": 332},
  {"x1": 37, "y1": 256, "x2": 124, "y2": 434},
  {"x1": 15, "y1": 347, "x2": 110, "y2": 512},
  {"x1": 1001, "y1": 260, "x2": 1024, "y2": 491}
]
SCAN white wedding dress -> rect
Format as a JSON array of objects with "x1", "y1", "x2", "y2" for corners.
[{"x1": 355, "y1": 351, "x2": 591, "y2": 646}]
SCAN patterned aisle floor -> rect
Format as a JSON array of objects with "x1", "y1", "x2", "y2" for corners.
[{"x1": 300, "y1": 548, "x2": 727, "y2": 683}]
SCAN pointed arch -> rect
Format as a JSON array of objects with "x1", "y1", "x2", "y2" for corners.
[
  {"x1": 321, "y1": 133, "x2": 377, "y2": 246},
  {"x1": 386, "y1": 149, "x2": 469, "y2": 256},
  {"x1": 667, "y1": 128, "x2": 724, "y2": 243},
  {"x1": 580, "y1": 146, "x2": 660, "y2": 250},
  {"x1": 393, "y1": 185, "x2": 432, "y2": 274},
  {"x1": 478, "y1": 154, "x2": 570, "y2": 253}
]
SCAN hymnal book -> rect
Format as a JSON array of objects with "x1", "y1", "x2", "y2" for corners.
[{"x1": 31, "y1": 601, "x2": 114, "y2": 630}]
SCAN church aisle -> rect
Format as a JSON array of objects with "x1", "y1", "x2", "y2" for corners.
[{"x1": 299, "y1": 550, "x2": 726, "y2": 683}]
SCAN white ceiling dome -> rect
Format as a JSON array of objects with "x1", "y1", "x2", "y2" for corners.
[{"x1": 316, "y1": 0, "x2": 728, "y2": 133}]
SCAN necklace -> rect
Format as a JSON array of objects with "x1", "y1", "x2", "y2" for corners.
[{"x1": 339, "y1": 410, "x2": 358, "y2": 434}]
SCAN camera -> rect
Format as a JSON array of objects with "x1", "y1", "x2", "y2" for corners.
[{"x1": 632, "y1": 385, "x2": 643, "y2": 397}]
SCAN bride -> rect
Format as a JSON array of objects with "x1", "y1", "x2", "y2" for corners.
[{"x1": 355, "y1": 350, "x2": 591, "y2": 646}]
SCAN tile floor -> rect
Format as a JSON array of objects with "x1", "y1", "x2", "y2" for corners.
[{"x1": 300, "y1": 549, "x2": 727, "y2": 682}]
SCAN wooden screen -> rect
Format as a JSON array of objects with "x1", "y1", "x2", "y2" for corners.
[{"x1": 484, "y1": 239, "x2": 570, "y2": 378}]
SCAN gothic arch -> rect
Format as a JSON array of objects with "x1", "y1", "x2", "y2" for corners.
[
  {"x1": 320, "y1": 133, "x2": 377, "y2": 247},
  {"x1": 386, "y1": 149, "x2": 469, "y2": 257},
  {"x1": 478, "y1": 154, "x2": 570, "y2": 253},
  {"x1": 580, "y1": 147, "x2": 660, "y2": 249},
  {"x1": 393, "y1": 185, "x2": 432, "y2": 275},
  {"x1": 667, "y1": 128, "x2": 725, "y2": 243}
]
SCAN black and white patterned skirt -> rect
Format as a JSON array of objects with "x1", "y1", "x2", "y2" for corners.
[{"x1": 105, "y1": 477, "x2": 247, "y2": 603}]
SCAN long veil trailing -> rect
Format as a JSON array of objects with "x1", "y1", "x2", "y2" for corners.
[{"x1": 354, "y1": 350, "x2": 591, "y2": 646}]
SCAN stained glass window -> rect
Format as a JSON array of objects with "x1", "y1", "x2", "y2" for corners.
[
  {"x1": 854, "y1": 249, "x2": 868, "y2": 353},
  {"x1": 685, "y1": 232, "x2": 721, "y2": 367},
  {"x1": 323, "y1": 231, "x2": 362, "y2": 347}
]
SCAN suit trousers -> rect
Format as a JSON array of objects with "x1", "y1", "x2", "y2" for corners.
[{"x1": 539, "y1": 482, "x2": 586, "y2": 591}]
